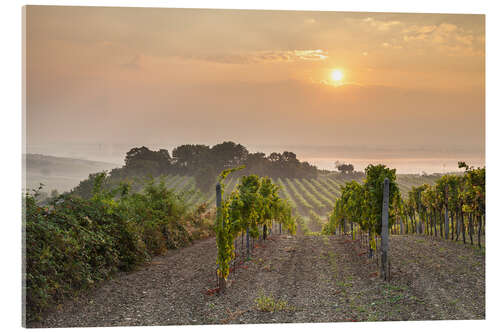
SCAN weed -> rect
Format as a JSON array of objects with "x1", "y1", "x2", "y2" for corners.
[
  {"x1": 337, "y1": 281, "x2": 353, "y2": 289},
  {"x1": 255, "y1": 291, "x2": 294, "y2": 312},
  {"x1": 389, "y1": 295, "x2": 403, "y2": 304},
  {"x1": 353, "y1": 304, "x2": 366, "y2": 313},
  {"x1": 383, "y1": 283, "x2": 406, "y2": 292}
]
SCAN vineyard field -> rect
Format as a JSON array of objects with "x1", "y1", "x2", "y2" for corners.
[{"x1": 157, "y1": 172, "x2": 443, "y2": 218}]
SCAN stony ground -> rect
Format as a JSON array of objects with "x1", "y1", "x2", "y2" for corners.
[{"x1": 29, "y1": 223, "x2": 485, "y2": 328}]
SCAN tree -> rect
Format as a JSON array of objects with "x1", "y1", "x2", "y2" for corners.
[
  {"x1": 124, "y1": 146, "x2": 172, "y2": 176},
  {"x1": 335, "y1": 161, "x2": 355, "y2": 174},
  {"x1": 211, "y1": 141, "x2": 249, "y2": 170},
  {"x1": 171, "y1": 144, "x2": 210, "y2": 173}
]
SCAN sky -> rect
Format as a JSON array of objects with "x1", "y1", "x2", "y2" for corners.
[{"x1": 25, "y1": 6, "x2": 485, "y2": 172}]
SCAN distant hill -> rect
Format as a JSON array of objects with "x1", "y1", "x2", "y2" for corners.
[{"x1": 25, "y1": 154, "x2": 121, "y2": 193}]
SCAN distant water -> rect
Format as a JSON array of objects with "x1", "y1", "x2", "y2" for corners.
[
  {"x1": 304, "y1": 156, "x2": 484, "y2": 174},
  {"x1": 253, "y1": 144, "x2": 484, "y2": 174}
]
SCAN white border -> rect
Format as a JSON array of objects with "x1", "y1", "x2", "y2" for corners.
[{"x1": 2, "y1": 1, "x2": 498, "y2": 333}]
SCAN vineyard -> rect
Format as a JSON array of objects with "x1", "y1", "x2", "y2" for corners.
[
  {"x1": 122, "y1": 171, "x2": 445, "y2": 225},
  {"x1": 323, "y1": 162, "x2": 486, "y2": 249},
  {"x1": 206, "y1": 162, "x2": 484, "y2": 293},
  {"x1": 26, "y1": 162, "x2": 485, "y2": 326},
  {"x1": 96, "y1": 167, "x2": 484, "y2": 253},
  {"x1": 133, "y1": 168, "x2": 483, "y2": 252}
]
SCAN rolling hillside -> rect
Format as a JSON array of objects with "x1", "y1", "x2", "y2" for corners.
[{"x1": 25, "y1": 154, "x2": 120, "y2": 193}]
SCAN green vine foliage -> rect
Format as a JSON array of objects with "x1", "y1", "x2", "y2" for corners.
[
  {"x1": 324, "y1": 162, "x2": 486, "y2": 248},
  {"x1": 214, "y1": 166, "x2": 245, "y2": 280},
  {"x1": 323, "y1": 164, "x2": 401, "y2": 249},
  {"x1": 403, "y1": 162, "x2": 484, "y2": 243},
  {"x1": 215, "y1": 169, "x2": 296, "y2": 281}
]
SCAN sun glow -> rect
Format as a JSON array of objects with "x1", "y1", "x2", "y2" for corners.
[{"x1": 331, "y1": 69, "x2": 344, "y2": 82}]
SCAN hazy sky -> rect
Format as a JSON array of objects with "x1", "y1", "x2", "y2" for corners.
[{"x1": 26, "y1": 6, "x2": 484, "y2": 158}]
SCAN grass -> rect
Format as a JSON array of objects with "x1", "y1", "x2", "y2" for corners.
[
  {"x1": 254, "y1": 291, "x2": 294, "y2": 312},
  {"x1": 336, "y1": 280, "x2": 353, "y2": 289}
]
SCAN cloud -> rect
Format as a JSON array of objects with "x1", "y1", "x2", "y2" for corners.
[
  {"x1": 362, "y1": 17, "x2": 402, "y2": 31},
  {"x1": 381, "y1": 42, "x2": 403, "y2": 49},
  {"x1": 401, "y1": 22, "x2": 483, "y2": 56},
  {"x1": 187, "y1": 49, "x2": 328, "y2": 64},
  {"x1": 403, "y1": 25, "x2": 437, "y2": 34},
  {"x1": 402, "y1": 23, "x2": 466, "y2": 45}
]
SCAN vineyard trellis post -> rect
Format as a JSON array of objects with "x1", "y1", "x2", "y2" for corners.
[
  {"x1": 381, "y1": 178, "x2": 390, "y2": 281},
  {"x1": 215, "y1": 183, "x2": 226, "y2": 292}
]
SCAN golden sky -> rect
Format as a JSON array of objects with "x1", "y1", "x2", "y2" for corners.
[{"x1": 26, "y1": 6, "x2": 484, "y2": 156}]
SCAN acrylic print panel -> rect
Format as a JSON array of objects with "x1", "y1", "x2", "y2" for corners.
[{"x1": 23, "y1": 5, "x2": 485, "y2": 327}]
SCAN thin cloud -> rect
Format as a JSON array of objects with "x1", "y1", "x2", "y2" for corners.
[
  {"x1": 362, "y1": 17, "x2": 402, "y2": 31},
  {"x1": 401, "y1": 22, "x2": 483, "y2": 56},
  {"x1": 187, "y1": 49, "x2": 329, "y2": 64}
]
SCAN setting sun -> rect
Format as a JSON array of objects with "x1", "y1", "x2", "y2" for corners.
[{"x1": 331, "y1": 69, "x2": 344, "y2": 82}]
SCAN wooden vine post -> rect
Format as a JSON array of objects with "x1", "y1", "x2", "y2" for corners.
[
  {"x1": 215, "y1": 183, "x2": 226, "y2": 292},
  {"x1": 444, "y1": 185, "x2": 449, "y2": 240},
  {"x1": 381, "y1": 178, "x2": 390, "y2": 281}
]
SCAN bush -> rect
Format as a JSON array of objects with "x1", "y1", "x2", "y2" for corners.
[{"x1": 24, "y1": 177, "x2": 215, "y2": 322}]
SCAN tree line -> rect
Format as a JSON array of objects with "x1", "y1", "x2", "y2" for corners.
[{"x1": 72, "y1": 141, "x2": 319, "y2": 197}]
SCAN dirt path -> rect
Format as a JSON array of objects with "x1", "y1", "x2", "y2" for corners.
[{"x1": 29, "y1": 232, "x2": 485, "y2": 327}]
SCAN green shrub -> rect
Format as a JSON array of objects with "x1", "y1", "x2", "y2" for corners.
[{"x1": 24, "y1": 176, "x2": 215, "y2": 322}]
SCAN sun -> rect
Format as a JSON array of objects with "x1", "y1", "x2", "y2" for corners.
[{"x1": 331, "y1": 69, "x2": 344, "y2": 82}]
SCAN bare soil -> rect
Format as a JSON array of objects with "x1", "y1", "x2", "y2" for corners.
[{"x1": 29, "y1": 227, "x2": 485, "y2": 328}]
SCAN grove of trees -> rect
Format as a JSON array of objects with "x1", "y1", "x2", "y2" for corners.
[{"x1": 71, "y1": 142, "x2": 319, "y2": 198}]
